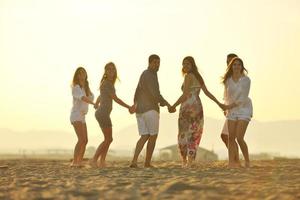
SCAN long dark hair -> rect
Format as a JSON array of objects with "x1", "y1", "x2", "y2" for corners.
[
  {"x1": 182, "y1": 56, "x2": 204, "y2": 85},
  {"x1": 72, "y1": 67, "x2": 92, "y2": 96},
  {"x1": 222, "y1": 57, "x2": 248, "y2": 85},
  {"x1": 227, "y1": 53, "x2": 238, "y2": 65},
  {"x1": 99, "y1": 62, "x2": 118, "y2": 89}
]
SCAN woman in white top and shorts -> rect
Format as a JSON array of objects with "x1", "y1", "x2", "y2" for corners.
[
  {"x1": 222, "y1": 57, "x2": 253, "y2": 168},
  {"x1": 70, "y1": 67, "x2": 95, "y2": 167},
  {"x1": 221, "y1": 53, "x2": 240, "y2": 163}
]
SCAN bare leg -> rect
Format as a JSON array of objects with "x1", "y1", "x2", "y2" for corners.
[
  {"x1": 187, "y1": 155, "x2": 195, "y2": 168},
  {"x1": 91, "y1": 127, "x2": 113, "y2": 168},
  {"x1": 236, "y1": 120, "x2": 250, "y2": 167},
  {"x1": 222, "y1": 133, "x2": 240, "y2": 165},
  {"x1": 78, "y1": 123, "x2": 88, "y2": 166},
  {"x1": 99, "y1": 127, "x2": 113, "y2": 167},
  {"x1": 72, "y1": 122, "x2": 88, "y2": 166},
  {"x1": 181, "y1": 154, "x2": 187, "y2": 168},
  {"x1": 131, "y1": 135, "x2": 150, "y2": 167},
  {"x1": 227, "y1": 120, "x2": 240, "y2": 168},
  {"x1": 145, "y1": 134, "x2": 158, "y2": 167},
  {"x1": 234, "y1": 146, "x2": 240, "y2": 165},
  {"x1": 221, "y1": 134, "x2": 229, "y2": 148},
  {"x1": 90, "y1": 142, "x2": 106, "y2": 167}
]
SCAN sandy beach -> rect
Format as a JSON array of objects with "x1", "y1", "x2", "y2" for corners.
[{"x1": 0, "y1": 159, "x2": 299, "y2": 200}]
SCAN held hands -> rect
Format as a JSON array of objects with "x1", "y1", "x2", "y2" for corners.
[
  {"x1": 220, "y1": 102, "x2": 240, "y2": 111},
  {"x1": 168, "y1": 105, "x2": 176, "y2": 113},
  {"x1": 93, "y1": 103, "x2": 99, "y2": 110},
  {"x1": 128, "y1": 105, "x2": 136, "y2": 114},
  {"x1": 218, "y1": 101, "x2": 240, "y2": 115},
  {"x1": 218, "y1": 103, "x2": 227, "y2": 111},
  {"x1": 218, "y1": 103, "x2": 235, "y2": 112}
]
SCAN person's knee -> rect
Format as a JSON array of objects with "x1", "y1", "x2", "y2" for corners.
[
  {"x1": 236, "y1": 136, "x2": 244, "y2": 144},
  {"x1": 149, "y1": 134, "x2": 158, "y2": 141},
  {"x1": 105, "y1": 137, "x2": 113, "y2": 144},
  {"x1": 79, "y1": 138, "x2": 88, "y2": 146},
  {"x1": 84, "y1": 138, "x2": 88, "y2": 145},
  {"x1": 228, "y1": 134, "x2": 236, "y2": 142},
  {"x1": 140, "y1": 135, "x2": 150, "y2": 141},
  {"x1": 221, "y1": 134, "x2": 228, "y2": 141}
]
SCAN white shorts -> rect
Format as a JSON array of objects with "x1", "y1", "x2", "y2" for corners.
[
  {"x1": 221, "y1": 120, "x2": 229, "y2": 135},
  {"x1": 136, "y1": 110, "x2": 159, "y2": 136},
  {"x1": 70, "y1": 111, "x2": 86, "y2": 124},
  {"x1": 226, "y1": 112, "x2": 251, "y2": 122}
]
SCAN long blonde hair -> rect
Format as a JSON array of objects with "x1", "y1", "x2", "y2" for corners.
[
  {"x1": 99, "y1": 62, "x2": 118, "y2": 89},
  {"x1": 72, "y1": 67, "x2": 92, "y2": 96},
  {"x1": 222, "y1": 57, "x2": 248, "y2": 85}
]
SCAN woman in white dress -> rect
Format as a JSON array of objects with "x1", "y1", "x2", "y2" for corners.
[
  {"x1": 222, "y1": 57, "x2": 253, "y2": 168},
  {"x1": 70, "y1": 67, "x2": 95, "y2": 167}
]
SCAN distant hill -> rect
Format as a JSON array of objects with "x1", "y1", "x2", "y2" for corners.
[
  {"x1": 1, "y1": 115, "x2": 299, "y2": 158},
  {"x1": 112, "y1": 114, "x2": 300, "y2": 158}
]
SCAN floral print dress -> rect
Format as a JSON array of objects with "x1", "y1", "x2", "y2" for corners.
[{"x1": 178, "y1": 76, "x2": 204, "y2": 160}]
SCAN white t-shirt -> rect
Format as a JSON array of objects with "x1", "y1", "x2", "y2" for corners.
[
  {"x1": 71, "y1": 84, "x2": 94, "y2": 115},
  {"x1": 224, "y1": 76, "x2": 253, "y2": 117}
]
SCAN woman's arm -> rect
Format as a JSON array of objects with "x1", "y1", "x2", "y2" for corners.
[
  {"x1": 81, "y1": 96, "x2": 95, "y2": 105},
  {"x1": 224, "y1": 102, "x2": 239, "y2": 110},
  {"x1": 171, "y1": 74, "x2": 192, "y2": 109},
  {"x1": 202, "y1": 84, "x2": 224, "y2": 108},
  {"x1": 111, "y1": 94, "x2": 131, "y2": 109},
  {"x1": 73, "y1": 85, "x2": 95, "y2": 105},
  {"x1": 93, "y1": 95, "x2": 101, "y2": 109}
]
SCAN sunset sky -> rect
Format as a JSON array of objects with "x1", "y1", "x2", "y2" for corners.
[{"x1": 0, "y1": 0, "x2": 299, "y2": 140}]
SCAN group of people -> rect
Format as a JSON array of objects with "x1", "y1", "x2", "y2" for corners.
[{"x1": 69, "y1": 54, "x2": 253, "y2": 169}]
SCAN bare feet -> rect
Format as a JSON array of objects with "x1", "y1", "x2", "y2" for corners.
[
  {"x1": 89, "y1": 159, "x2": 98, "y2": 168},
  {"x1": 235, "y1": 161, "x2": 242, "y2": 168},
  {"x1": 245, "y1": 161, "x2": 251, "y2": 168},
  {"x1": 70, "y1": 161, "x2": 77, "y2": 167},
  {"x1": 186, "y1": 162, "x2": 197, "y2": 168},
  {"x1": 129, "y1": 163, "x2": 138, "y2": 168},
  {"x1": 228, "y1": 162, "x2": 241, "y2": 169},
  {"x1": 186, "y1": 158, "x2": 196, "y2": 168},
  {"x1": 70, "y1": 163, "x2": 83, "y2": 168},
  {"x1": 144, "y1": 164, "x2": 155, "y2": 168},
  {"x1": 181, "y1": 159, "x2": 187, "y2": 168},
  {"x1": 98, "y1": 162, "x2": 106, "y2": 168}
]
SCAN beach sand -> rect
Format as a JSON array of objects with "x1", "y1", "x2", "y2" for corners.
[{"x1": 0, "y1": 159, "x2": 299, "y2": 200}]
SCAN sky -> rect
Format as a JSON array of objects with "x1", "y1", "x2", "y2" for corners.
[{"x1": 0, "y1": 0, "x2": 299, "y2": 138}]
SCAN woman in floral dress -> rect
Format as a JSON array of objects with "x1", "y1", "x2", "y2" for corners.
[{"x1": 170, "y1": 56, "x2": 225, "y2": 167}]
